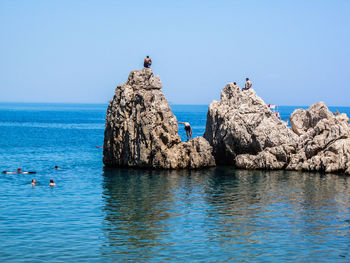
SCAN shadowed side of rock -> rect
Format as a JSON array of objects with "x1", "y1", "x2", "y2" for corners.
[{"x1": 103, "y1": 68, "x2": 215, "y2": 169}]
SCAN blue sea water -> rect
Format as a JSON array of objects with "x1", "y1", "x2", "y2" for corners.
[{"x1": 0, "y1": 103, "x2": 350, "y2": 262}]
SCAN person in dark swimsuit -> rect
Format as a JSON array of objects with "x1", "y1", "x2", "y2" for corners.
[
  {"x1": 178, "y1": 122, "x2": 192, "y2": 142},
  {"x1": 144, "y1": 56, "x2": 152, "y2": 68}
]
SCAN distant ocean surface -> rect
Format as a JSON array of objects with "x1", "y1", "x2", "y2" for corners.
[{"x1": 0, "y1": 103, "x2": 350, "y2": 262}]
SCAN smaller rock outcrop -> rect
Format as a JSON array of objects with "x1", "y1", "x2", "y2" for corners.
[
  {"x1": 287, "y1": 103, "x2": 350, "y2": 174},
  {"x1": 236, "y1": 102, "x2": 350, "y2": 175},
  {"x1": 290, "y1": 102, "x2": 333, "y2": 136},
  {"x1": 103, "y1": 68, "x2": 215, "y2": 169}
]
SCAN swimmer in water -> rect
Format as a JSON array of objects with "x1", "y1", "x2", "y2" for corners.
[
  {"x1": 2, "y1": 170, "x2": 16, "y2": 174},
  {"x1": 1, "y1": 168, "x2": 35, "y2": 174},
  {"x1": 54, "y1": 165, "x2": 62, "y2": 170},
  {"x1": 49, "y1": 179, "x2": 56, "y2": 186},
  {"x1": 31, "y1": 179, "x2": 36, "y2": 186}
]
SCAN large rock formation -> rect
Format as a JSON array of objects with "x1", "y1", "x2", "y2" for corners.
[
  {"x1": 103, "y1": 68, "x2": 215, "y2": 169},
  {"x1": 203, "y1": 84, "x2": 299, "y2": 165},
  {"x1": 204, "y1": 83, "x2": 350, "y2": 175}
]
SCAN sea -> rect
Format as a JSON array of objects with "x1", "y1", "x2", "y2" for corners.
[{"x1": 0, "y1": 103, "x2": 349, "y2": 262}]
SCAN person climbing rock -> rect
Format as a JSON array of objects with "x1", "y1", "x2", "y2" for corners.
[
  {"x1": 144, "y1": 56, "x2": 152, "y2": 68},
  {"x1": 243, "y1": 78, "x2": 252, "y2": 91},
  {"x1": 178, "y1": 122, "x2": 192, "y2": 142}
]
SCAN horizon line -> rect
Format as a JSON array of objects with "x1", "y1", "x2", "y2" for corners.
[{"x1": 0, "y1": 101, "x2": 350, "y2": 108}]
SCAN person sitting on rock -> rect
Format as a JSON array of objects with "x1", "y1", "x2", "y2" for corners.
[
  {"x1": 178, "y1": 122, "x2": 192, "y2": 142},
  {"x1": 243, "y1": 78, "x2": 252, "y2": 91},
  {"x1": 233, "y1": 82, "x2": 239, "y2": 89},
  {"x1": 144, "y1": 56, "x2": 152, "y2": 68}
]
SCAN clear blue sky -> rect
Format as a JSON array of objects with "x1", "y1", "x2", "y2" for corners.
[{"x1": 0, "y1": 0, "x2": 349, "y2": 105}]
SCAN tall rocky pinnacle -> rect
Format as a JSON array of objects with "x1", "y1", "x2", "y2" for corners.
[
  {"x1": 103, "y1": 68, "x2": 215, "y2": 169},
  {"x1": 204, "y1": 83, "x2": 350, "y2": 175}
]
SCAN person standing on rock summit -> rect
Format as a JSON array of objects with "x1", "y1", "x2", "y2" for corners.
[
  {"x1": 178, "y1": 122, "x2": 192, "y2": 142},
  {"x1": 144, "y1": 56, "x2": 152, "y2": 68},
  {"x1": 243, "y1": 78, "x2": 252, "y2": 91}
]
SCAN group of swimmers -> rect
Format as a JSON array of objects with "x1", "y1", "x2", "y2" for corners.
[
  {"x1": 31, "y1": 178, "x2": 56, "y2": 186},
  {"x1": 2, "y1": 166, "x2": 61, "y2": 186},
  {"x1": 233, "y1": 78, "x2": 253, "y2": 91}
]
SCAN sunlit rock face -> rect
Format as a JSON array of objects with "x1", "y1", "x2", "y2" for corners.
[
  {"x1": 203, "y1": 84, "x2": 298, "y2": 165},
  {"x1": 286, "y1": 102, "x2": 350, "y2": 174},
  {"x1": 103, "y1": 68, "x2": 215, "y2": 169},
  {"x1": 205, "y1": 84, "x2": 350, "y2": 175}
]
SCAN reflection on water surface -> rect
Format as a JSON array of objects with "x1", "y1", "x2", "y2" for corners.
[{"x1": 101, "y1": 168, "x2": 350, "y2": 262}]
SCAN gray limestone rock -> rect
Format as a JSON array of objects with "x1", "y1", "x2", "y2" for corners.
[
  {"x1": 204, "y1": 83, "x2": 350, "y2": 175},
  {"x1": 203, "y1": 84, "x2": 298, "y2": 165},
  {"x1": 286, "y1": 105, "x2": 350, "y2": 174},
  {"x1": 103, "y1": 68, "x2": 215, "y2": 169},
  {"x1": 235, "y1": 101, "x2": 350, "y2": 175},
  {"x1": 290, "y1": 102, "x2": 333, "y2": 136}
]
